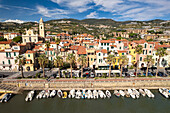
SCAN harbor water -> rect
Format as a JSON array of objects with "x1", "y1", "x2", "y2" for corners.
[{"x1": 0, "y1": 90, "x2": 170, "y2": 113}]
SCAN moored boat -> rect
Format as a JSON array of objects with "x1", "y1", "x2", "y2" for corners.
[
  {"x1": 139, "y1": 89, "x2": 146, "y2": 97},
  {"x1": 25, "y1": 91, "x2": 34, "y2": 101},
  {"x1": 57, "y1": 90, "x2": 63, "y2": 98},
  {"x1": 119, "y1": 90, "x2": 125, "y2": 97},
  {"x1": 93, "y1": 90, "x2": 98, "y2": 99},
  {"x1": 105, "y1": 90, "x2": 111, "y2": 98},
  {"x1": 50, "y1": 90, "x2": 56, "y2": 98},
  {"x1": 114, "y1": 90, "x2": 120, "y2": 98},
  {"x1": 62, "y1": 92, "x2": 67, "y2": 99},
  {"x1": 36, "y1": 90, "x2": 45, "y2": 99}
]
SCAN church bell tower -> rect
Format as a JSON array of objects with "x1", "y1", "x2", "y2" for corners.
[{"x1": 39, "y1": 18, "x2": 45, "y2": 38}]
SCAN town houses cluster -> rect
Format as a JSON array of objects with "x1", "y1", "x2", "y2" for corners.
[{"x1": 0, "y1": 18, "x2": 169, "y2": 72}]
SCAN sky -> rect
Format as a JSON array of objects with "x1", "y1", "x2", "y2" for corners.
[{"x1": 0, "y1": 0, "x2": 170, "y2": 22}]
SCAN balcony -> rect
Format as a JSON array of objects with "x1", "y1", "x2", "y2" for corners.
[{"x1": 5, "y1": 57, "x2": 14, "y2": 59}]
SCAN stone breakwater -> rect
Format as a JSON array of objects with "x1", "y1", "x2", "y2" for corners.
[{"x1": 1, "y1": 78, "x2": 170, "y2": 91}]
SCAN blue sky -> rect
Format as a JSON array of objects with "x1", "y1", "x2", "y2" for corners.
[{"x1": 0, "y1": 0, "x2": 170, "y2": 22}]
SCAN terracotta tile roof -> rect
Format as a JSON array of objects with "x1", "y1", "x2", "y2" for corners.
[
  {"x1": 56, "y1": 32, "x2": 70, "y2": 36},
  {"x1": 70, "y1": 45, "x2": 79, "y2": 50},
  {"x1": 45, "y1": 48, "x2": 54, "y2": 51},
  {"x1": 64, "y1": 43, "x2": 70, "y2": 46},
  {"x1": 89, "y1": 43, "x2": 94, "y2": 46},
  {"x1": 34, "y1": 46, "x2": 42, "y2": 49},
  {"x1": 35, "y1": 41, "x2": 43, "y2": 44},
  {"x1": 96, "y1": 49, "x2": 107, "y2": 54},
  {"x1": 110, "y1": 45, "x2": 117, "y2": 47},
  {"x1": 45, "y1": 36, "x2": 52, "y2": 39},
  {"x1": 0, "y1": 41, "x2": 12, "y2": 44},
  {"x1": 26, "y1": 59, "x2": 31, "y2": 61},
  {"x1": 154, "y1": 44, "x2": 170, "y2": 49},
  {"x1": 77, "y1": 33, "x2": 94, "y2": 38},
  {"x1": 133, "y1": 39, "x2": 146, "y2": 44},
  {"x1": 50, "y1": 42, "x2": 56, "y2": 44},
  {"x1": 60, "y1": 48, "x2": 65, "y2": 52},
  {"x1": 117, "y1": 50, "x2": 128, "y2": 53},
  {"x1": 26, "y1": 50, "x2": 35, "y2": 53},
  {"x1": 124, "y1": 43, "x2": 128, "y2": 46},
  {"x1": 77, "y1": 46, "x2": 86, "y2": 55},
  {"x1": 82, "y1": 40, "x2": 90, "y2": 43},
  {"x1": 100, "y1": 40, "x2": 111, "y2": 43}
]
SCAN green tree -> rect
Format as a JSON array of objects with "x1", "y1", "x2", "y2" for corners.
[
  {"x1": 12, "y1": 36, "x2": 22, "y2": 43},
  {"x1": 0, "y1": 37, "x2": 7, "y2": 41},
  {"x1": 54, "y1": 56, "x2": 63, "y2": 78},
  {"x1": 78, "y1": 55, "x2": 87, "y2": 78},
  {"x1": 144, "y1": 55, "x2": 154, "y2": 77},
  {"x1": 135, "y1": 45, "x2": 143, "y2": 77},
  {"x1": 38, "y1": 54, "x2": 48, "y2": 78},
  {"x1": 66, "y1": 54, "x2": 75, "y2": 78},
  {"x1": 155, "y1": 48, "x2": 167, "y2": 77},
  {"x1": 106, "y1": 54, "x2": 116, "y2": 77},
  {"x1": 119, "y1": 55, "x2": 129, "y2": 77},
  {"x1": 15, "y1": 55, "x2": 25, "y2": 78}
]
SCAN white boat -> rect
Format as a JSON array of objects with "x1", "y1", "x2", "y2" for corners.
[
  {"x1": 25, "y1": 91, "x2": 34, "y2": 101},
  {"x1": 114, "y1": 90, "x2": 120, "y2": 98},
  {"x1": 159, "y1": 88, "x2": 169, "y2": 98},
  {"x1": 87, "y1": 90, "x2": 93, "y2": 99},
  {"x1": 119, "y1": 90, "x2": 125, "y2": 97},
  {"x1": 82, "y1": 89, "x2": 86, "y2": 99},
  {"x1": 105, "y1": 90, "x2": 111, "y2": 98},
  {"x1": 75, "y1": 90, "x2": 81, "y2": 99},
  {"x1": 139, "y1": 89, "x2": 146, "y2": 97},
  {"x1": 124, "y1": 90, "x2": 130, "y2": 98},
  {"x1": 57, "y1": 90, "x2": 63, "y2": 98},
  {"x1": 144, "y1": 89, "x2": 154, "y2": 98},
  {"x1": 68, "y1": 89, "x2": 76, "y2": 98},
  {"x1": 93, "y1": 90, "x2": 98, "y2": 99},
  {"x1": 36, "y1": 90, "x2": 45, "y2": 99},
  {"x1": 98, "y1": 90, "x2": 106, "y2": 99},
  {"x1": 50, "y1": 90, "x2": 56, "y2": 97},
  {"x1": 0, "y1": 93, "x2": 12, "y2": 103},
  {"x1": 128, "y1": 89, "x2": 135, "y2": 99},
  {"x1": 43, "y1": 90, "x2": 50, "y2": 98},
  {"x1": 132, "y1": 88, "x2": 140, "y2": 99}
]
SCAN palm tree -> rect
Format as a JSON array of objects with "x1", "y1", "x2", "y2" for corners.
[
  {"x1": 155, "y1": 48, "x2": 167, "y2": 77},
  {"x1": 38, "y1": 54, "x2": 48, "y2": 78},
  {"x1": 54, "y1": 56, "x2": 63, "y2": 78},
  {"x1": 119, "y1": 55, "x2": 129, "y2": 77},
  {"x1": 66, "y1": 53, "x2": 75, "y2": 78},
  {"x1": 78, "y1": 55, "x2": 87, "y2": 78},
  {"x1": 106, "y1": 54, "x2": 116, "y2": 77},
  {"x1": 56, "y1": 38, "x2": 61, "y2": 56},
  {"x1": 45, "y1": 41, "x2": 50, "y2": 64},
  {"x1": 135, "y1": 45, "x2": 143, "y2": 77},
  {"x1": 144, "y1": 55, "x2": 154, "y2": 77},
  {"x1": 15, "y1": 55, "x2": 25, "y2": 78}
]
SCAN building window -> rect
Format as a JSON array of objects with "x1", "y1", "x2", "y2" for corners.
[
  {"x1": 144, "y1": 44, "x2": 147, "y2": 48},
  {"x1": 45, "y1": 51, "x2": 47, "y2": 55},
  {"x1": 6, "y1": 52, "x2": 8, "y2": 57},
  {"x1": 28, "y1": 54, "x2": 30, "y2": 57},
  {"x1": 51, "y1": 51, "x2": 52, "y2": 55},
  {"x1": 104, "y1": 43, "x2": 106, "y2": 46},
  {"x1": 91, "y1": 58, "x2": 93, "y2": 61},
  {"x1": 146, "y1": 50, "x2": 147, "y2": 54},
  {"x1": 143, "y1": 50, "x2": 145, "y2": 54},
  {"x1": 111, "y1": 46, "x2": 114, "y2": 49},
  {"x1": 14, "y1": 52, "x2": 16, "y2": 56},
  {"x1": 149, "y1": 51, "x2": 151, "y2": 53},
  {"x1": 107, "y1": 43, "x2": 109, "y2": 46},
  {"x1": 107, "y1": 47, "x2": 109, "y2": 51},
  {"x1": 129, "y1": 51, "x2": 131, "y2": 53},
  {"x1": 99, "y1": 53, "x2": 101, "y2": 56},
  {"x1": 120, "y1": 47, "x2": 121, "y2": 49},
  {"x1": 8, "y1": 60, "x2": 10, "y2": 64},
  {"x1": 2, "y1": 61, "x2": 5, "y2": 64},
  {"x1": 122, "y1": 53, "x2": 124, "y2": 55},
  {"x1": 51, "y1": 57, "x2": 53, "y2": 60},
  {"x1": 29, "y1": 37, "x2": 31, "y2": 42},
  {"x1": 24, "y1": 39, "x2": 26, "y2": 42},
  {"x1": 101, "y1": 43, "x2": 103, "y2": 46},
  {"x1": 101, "y1": 47, "x2": 103, "y2": 49},
  {"x1": 34, "y1": 39, "x2": 36, "y2": 42},
  {"x1": 150, "y1": 46, "x2": 152, "y2": 48},
  {"x1": 140, "y1": 57, "x2": 142, "y2": 61}
]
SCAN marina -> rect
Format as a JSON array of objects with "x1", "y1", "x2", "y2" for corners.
[{"x1": 0, "y1": 90, "x2": 170, "y2": 113}]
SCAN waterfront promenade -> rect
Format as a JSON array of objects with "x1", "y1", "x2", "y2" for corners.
[{"x1": 1, "y1": 77, "x2": 170, "y2": 93}]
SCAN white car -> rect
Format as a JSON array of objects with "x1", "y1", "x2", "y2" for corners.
[{"x1": 130, "y1": 72, "x2": 135, "y2": 77}]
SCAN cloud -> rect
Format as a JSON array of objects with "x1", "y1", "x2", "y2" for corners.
[
  {"x1": 36, "y1": 5, "x2": 69, "y2": 18},
  {"x1": 4, "y1": 19, "x2": 25, "y2": 23},
  {"x1": 51, "y1": 0, "x2": 93, "y2": 12},
  {"x1": 86, "y1": 11, "x2": 98, "y2": 18},
  {"x1": 0, "y1": 4, "x2": 35, "y2": 10}
]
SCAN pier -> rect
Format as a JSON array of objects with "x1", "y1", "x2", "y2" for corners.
[{"x1": 1, "y1": 77, "x2": 170, "y2": 91}]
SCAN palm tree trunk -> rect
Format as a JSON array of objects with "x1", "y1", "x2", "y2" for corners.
[
  {"x1": 57, "y1": 44, "x2": 58, "y2": 56},
  {"x1": 109, "y1": 64, "x2": 111, "y2": 78},
  {"x1": 58, "y1": 68, "x2": 60, "y2": 78},
  {"x1": 156, "y1": 57, "x2": 160, "y2": 77},
  {"x1": 21, "y1": 65, "x2": 24, "y2": 78},
  {"x1": 120, "y1": 65, "x2": 123, "y2": 77},
  {"x1": 70, "y1": 64, "x2": 72, "y2": 78},
  {"x1": 81, "y1": 66, "x2": 83, "y2": 78},
  {"x1": 146, "y1": 63, "x2": 149, "y2": 77},
  {"x1": 136, "y1": 60, "x2": 139, "y2": 77},
  {"x1": 43, "y1": 65, "x2": 45, "y2": 78},
  {"x1": 47, "y1": 48, "x2": 49, "y2": 66}
]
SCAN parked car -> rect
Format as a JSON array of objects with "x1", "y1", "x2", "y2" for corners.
[
  {"x1": 158, "y1": 72, "x2": 168, "y2": 77},
  {"x1": 129, "y1": 72, "x2": 135, "y2": 77}
]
